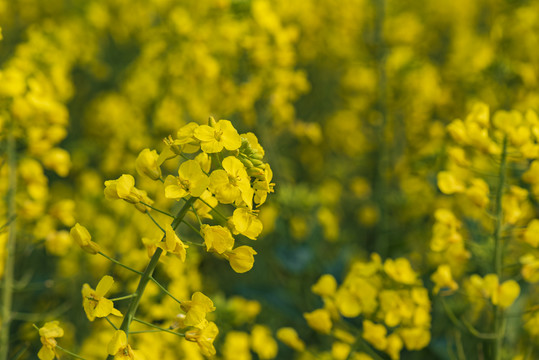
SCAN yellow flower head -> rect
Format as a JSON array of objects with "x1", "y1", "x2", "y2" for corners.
[
  {"x1": 160, "y1": 223, "x2": 189, "y2": 261},
  {"x1": 383, "y1": 258, "x2": 418, "y2": 285},
  {"x1": 181, "y1": 291, "x2": 216, "y2": 327},
  {"x1": 251, "y1": 325, "x2": 278, "y2": 360},
  {"x1": 37, "y1": 321, "x2": 64, "y2": 360},
  {"x1": 108, "y1": 330, "x2": 135, "y2": 360},
  {"x1": 225, "y1": 245, "x2": 257, "y2": 273},
  {"x1": 82, "y1": 275, "x2": 122, "y2": 321},
  {"x1": 194, "y1": 119, "x2": 242, "y2": 153},
  {"x1": 431, "y1": 264, "x2": 459, "y2": 295},
  {"x1": 362, "y1": 320, "x2": 387, "y2": 351},
  {"x1": 104, "y1": 174, "x2": 153, "y2": 212},
  {"x1": 164, "y1": 160, "x2": 209, "y2": 199},
  {"x1": 136, "y1": 148, "x2": 161, "y2": 180},
  {"x1": 70, "y1": 223, "x2": 100, "y2": 254},
  {"x1": 209, "y1": 156, "x2": 254, "y2": 208},
  {"x1": 231, "y1": 208, "x2": 263, "y2": 240},
  {"x1": 311, "y1": 274, "x2": 337, "y2": 297},
  {"x1": 185, "y1": 321, "x2": 219, "y2": 357},
  {"x1": 201, "y1": 224, "x2": 235, "y2": 254}
]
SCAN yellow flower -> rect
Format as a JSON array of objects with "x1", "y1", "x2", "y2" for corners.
[
  {"x1": 253, "y1": 163, "x2": 275, "y2": 207},
  {"x1": 520, "y1": 254, "x2": 539, "y2": 283},
  {"x1": 223, "y1": 331, "x2": 251, "y2": 360},
  {"x1": 431, "y1": 264, "x2": 458, "y2": 295},
  {"x1": 164, "y1": 160, "x2": 210, "y2": 199},
  {"x1": 311, "y1": 274, "x2": 337, "y2": 297},
  {"x1": 304, "y1": 308, "x2": 332, "y2": 334},
  {"x1": 465, "y1": 178, "x2": 489, "y2": 208},
  {"x1": 437, "y1": 171, "x2": 466, "y2": 195},
  {"x1": 82, "y1": 275, "x2": 122, "y2": 321},
  {"x1": 185, "y1": 321, "x2": 219, "y2": 357},
  {"x1": 225, "y1": 246, "x2": 257, "y2": 273},
  {"x1": 160, "y1": 223, "x2": 189, "y2": 261},
  {"x1": 493, "y1": 279, "x2": 520, "y2": 308},
  {"x1": 251, "y1": 325, "x2": 278, "y2": 360},
  {"x1": 70, "y1": 223, "x2": 100, "y2": 255},
  {"x1": 107, "y1": 330, "x2": 135, "y2": 360},
  {"x1": 181, "y1": 291, "x2": 216, "y2": 327},
  {"x1": 136, "y1": 148, "x2": 161, "y2": 180},
  {"x1": 37, "y1": 321, "x2": 64, "y2": 360},
  {"x1": 209, "y1": 156, "x2": 254, "y2": 208},
  {"x1": 362, "y1": 320, "x2": 387, "y2": 351},
  {"x1": 398, "y1": 327, "x2": 430, "y2": 351},
  {"x1": 194, "y1": 118, "x2": 242, "y2": 153},
  {"x1": 201, "y1": 224, "x2": 235, "y2": 254},
  {"x1": 231, "y1": 208, "x2": 263, "y2": 240},
  {"x1": 174, "y1": 122, "x2": 201, "y2": 153},
  {"x1": 383, "y1": 258, "x2": 417, "y2": 285},
  {"x1": 385, "y1": 333, "x2": 403, "y2": 360},
  {"x1": 104, "y1": 174, "x2": 153, "y2": 212},
  {"x1": 523, "y1": 219, "x2": 539, "y2": 247},
  {"x1": 276, "y1": 327, "x2": 305, "y2": 352}
]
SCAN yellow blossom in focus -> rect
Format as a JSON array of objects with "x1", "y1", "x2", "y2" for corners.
[
  {"x1": 231, "y1": 208, "x2": 263, "y2": 239},
  {"x1": 185, "y1": 321, "x2": 219, "y2": 357},
  {"x1": 107, "y1": 330, "x2": 135, "y2": 360},
  {"x1": 276, "y1": 327, "x2": 305, "y2": 352},
  {"x1": 70, "y1": 223, "x2": 100, "y2": 254},
  {"x1": 209, "y1": 156, "x2": 254, "y2": 208},
  {"x1": 164, "y1": 160, "x2": 210, "y2": 199},
  {"x1": 194, "y1": 119, "x2": 242, "y2": 153},
  {"x1": 136, "y1": 148, "x2": 162, "y2": 180},
  {"x1": 201, "y1": 224, "x2": 235, "y2": 254},
  {"x1": 37, "y1": 321, "x2": 64, "y2": 360},
  {"x1": 81, "y1": 275, "x2": 122, "y2": 321},
  {"x1": 180, "y1": 291, "x2": 216, "y2": 327},
  {"x1": 160, "y1": 223, "x2": 189, "y2": 261},
  {"x1": 225, "y1": 245, "x2": 257, "y2": 273}
]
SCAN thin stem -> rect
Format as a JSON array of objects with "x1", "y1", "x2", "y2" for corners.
[
  {"x1": 98, "y1": 252, "x2": 143, "y2": 275},
  {"x1": 56, "y1": 345, "x2": 88, "y2": 360},
  {"x1": 1, "y1": 120, "x2": 17, "y2": 360},
  {"x1": 493, "y1": 136, "x2": 508, "y2": 360},
  {"x1": 197, "y1": 197, "x2": 228, "y2": 221},
  {"x1": 132, "y1": 317, "x2": 185, "y2": 338},
  {"x1": 129, "y1": 330, "x2": 163, "y2": 334},
  {"x1": 105, "y1": 197, "x2": 196, "y2": 360},
  {"x1": 181, "y1": 219, "x2": 202, "y2": 237},
  {"x1": 146, "y1": 211, "x2": 165, "y2": 233},
  {"x1": 191, "y1": 204, "x2": 203, "y2": 226},
  {"x1": 104, "y1": 316, "x2": 118, "y2": 330},
  {"x1": 149, "y1": 276, "x2": 182, "y2": 306},
  {"x1": 140, "y1": 202, "x2": 174, "y2": 218},
  {"x1": 109, "y1": 294, "x2": 137, "y2": 302},
  {"x1": 441, "y1": 298, "x2": 497, "y2": 340}
]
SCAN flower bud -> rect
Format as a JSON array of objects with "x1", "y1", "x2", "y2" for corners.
[
  {"x1": 70, "y1": 223, "x2": 100, "y2": 254},
  {"x1": 136, "y1": 148, "x2": 161, "y2": 180}
]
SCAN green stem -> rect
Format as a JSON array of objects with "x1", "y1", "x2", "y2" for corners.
[
  {"x1": 181, "y1": 219, "x2": 203, "y2": 237},
  {"x1": 98, "y1": 252, "x2": 143, "y2": 275},
  {"x1": 191, "y1": 204, "x2": 203, "y2": 226},
  {"x1": 197, "y1": 197, "x2": 228, "y2": 221},
  {"x1": 1, "y1": 120, "x2": 17, "y2": 360},
  {"x1": 132, "y1": 317, "x2": 185, "y2": 338},
  {"x1": 493, "y1": 136, "x2": 508, "y2": 360},
  {"x1": 146, "y1": 211, "x2": 165, "y2": 233},
  {"x1": 104, "y1": 316, "x2": 118, "y2": 330},
  {"x1": 109, "y1": 294, "x2": 137, "y2": 302},
  {"x1": 139, "y1": 202, "x2": 174, "y2": 218},
  {"x1": 149, "y1": 276, "x2": 183, "y2": 306},
  {"x1": 105, "y1": 197, "x2": 196, "y2": 360},
  {"x1": 56, "y1": 345, "x2": 88, "y2": 360}
]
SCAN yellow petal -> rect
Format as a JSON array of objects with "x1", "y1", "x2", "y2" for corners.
[{"x1": 95, "y1": 275, "x2": 114, "y2": 297}]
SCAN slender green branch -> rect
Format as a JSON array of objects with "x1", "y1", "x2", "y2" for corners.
[
  {"x1": 132, "y1": 317, "x2": 185, "y2": 338},
  {"x1": 150, "y1": 276, "x2": 183, "y2": 306},
  {"x1": 56, "y1": 345, "x2": 88, "y2": 360},
  {"x1": 104, "y1": 316, "x2": 118, "y2": 330},
  {"x1": 105, "y1": 197, "x2": 196, "y2": 360},
  {"x1": 493, "y1": 136, "x2": 508, "y2": 360},
  {"x1": 146, "y1": 211, "x2": 165, "y2": 233},
  {"x1": 181, "y1": 219, "x2": 203, "y2": 237},
  {"x1": 441, "y1": 298, "x2": 497, "y2": 340},
  {"x1": 98, "y1": 252, "x2": 143, "y2": 275},
  {"x1": 197, "y1": 197, "x2": 228, "y2": 221},
  {"x1": 1, "y1": 119, "x2": 17, "y2": 360},
  {"x1": 109, "y1": 294, "x2": 137, "y2": 302},
  {"x1": 129, "y1": 329, "x2": 163, "y2": 334},
  {"x1": 140, "y1": 202, "x2": 174, "y2": 218},
  {"x1": 191, "y1": 204, "x2": 203, "y2": 226}
]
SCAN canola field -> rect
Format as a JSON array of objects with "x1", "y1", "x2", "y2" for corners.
[{"x1": 2, "y1": 0, "x2": 539, "y2": 359}]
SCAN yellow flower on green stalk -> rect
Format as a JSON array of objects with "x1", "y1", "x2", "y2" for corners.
[
  {"x1": 276, "y1": 327, "x2": 305, "y2": 352},
  {"x1": 104, "y1": 174, "x2": 153, "y2": 212},
  {"x1": 431, "y1": 264, "x2": 458, "y2": 295},
  {"x1": 107, "y1": 330, "x2": 135, "y2": 360},
  {"x1": 164, "y1": 160, "x2": 209, "y2": 199},
  {"x1": 304, "y1": 308, "x2": 332, "y2": 334},
  {"x1": 253, "y1": 163, "x2": 275, "y2": 207},
  {"x1": 37, "y1": 321, "x2": 64, "y2": 360},
  {"x1": 201, "y1": 224, "x2": 235, "y2": 254},
  {"x1": 185, "y1": 321, "x2": 219, "y2": 357},
  {"x1": 193, "y1": 190, "x2": 218, "y2": 220},
  {"x1": 225, "y1": 246, "x2": 257, "y2": 273},
  {"x1": 251, "y1": 325, "x2": 278, "y2": 360},
  {"x1": 231, "y1": 207, "x2": 263, "y2": 240},
  {"x1": 362, "y1": 320, "x2": 387, "y2": 351},
  {"x1": 160, "y1": 224, "x2": 189, "y2": 262},
  {"x1": 492, "y1": 279, "x2": 520, "y2": 308},
  {"x1": 175, "y1": 122, "x2": 201, "y2": 153},
  {"x1": 70, "y1": 223, "x2": 100, "y2": 254},
  {"x1": 194, "y1": 118, "x2": 242, "y2": 153},
  {"x1": 181, "y1": 291, "x2": 216, "y2": 327},
  {"x1": 82, "y1": 275, "x2": 122, "y2": 321},
  {"x1": 136, "y1": 148, "x2": 161, "y2": 180},
  {"x1": 209, "y1": 156, "x2": 254, "y2": 208}
]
